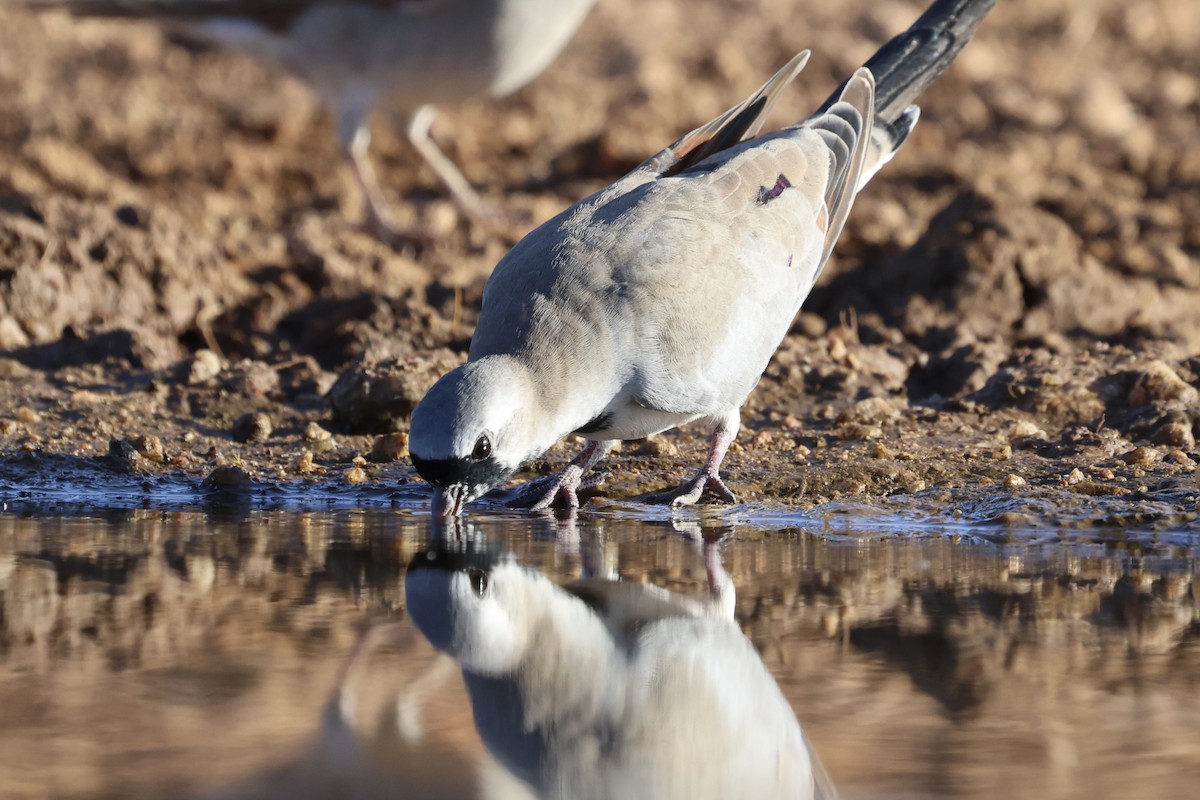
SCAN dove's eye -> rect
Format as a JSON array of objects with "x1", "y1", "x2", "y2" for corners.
[
  {"x1": 468, "y1": 567, "x2": 489, "y2": 596},
  {"x1": 470, "y1": 435, "x2": 492, "y2": 462}
]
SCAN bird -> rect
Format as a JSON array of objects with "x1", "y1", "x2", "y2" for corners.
[
  {"x1": 409, "y1": 0, "x2": 997, "y2": 516},
  {"x1": 18, "y1": 0, "x2": 599, "y2": 239},
  {"x1": 404, "y1": 532, "x2": 836, "y2": 799}
]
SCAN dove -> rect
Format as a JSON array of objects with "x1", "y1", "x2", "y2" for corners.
[
  {"x1": 20, "y1": 0, "x2": 598, "y2": 238},
  {"x1": 404, "y1": 534, "x2": 835, "y2": 799},
  {"x1": 409, "y1": 0, "x2": 997, "y2": 516}
]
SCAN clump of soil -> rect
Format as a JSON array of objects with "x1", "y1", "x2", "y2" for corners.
[{"x1": 0, "y1": 1, "x2": 1198, "y2": 526}]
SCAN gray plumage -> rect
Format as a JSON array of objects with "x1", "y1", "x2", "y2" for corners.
[
  {"x1": 405, "y1": 546, "x2": 834, "y2": 799},
  {"x1": 409, "y1": 0, "x2": 997, "y2": 515}
]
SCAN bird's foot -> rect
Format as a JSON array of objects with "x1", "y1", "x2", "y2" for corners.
[
  {"x1": 644, "y1": 471, "x2": 737, "y2": 507},
  {"x1": 503, "y1": 470, "x2": 610, "y2": 510}
]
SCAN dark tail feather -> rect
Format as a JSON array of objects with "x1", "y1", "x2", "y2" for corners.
[{"x1": 821, "y1": 0, "x2": 997, "y2": 135}]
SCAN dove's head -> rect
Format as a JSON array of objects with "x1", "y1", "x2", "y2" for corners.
[
  {"x1": 409, "y1": 357, "x2": 536, "y2": 516},
  {"x1": 405, "y1": 547, "x2": 538, "y2": 674}
]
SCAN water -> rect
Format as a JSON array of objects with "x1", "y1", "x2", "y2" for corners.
[{"x1": 1, "y1": 505, "x2": 1198, "y2": 799}]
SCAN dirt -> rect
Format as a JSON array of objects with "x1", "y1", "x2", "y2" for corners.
[{"x1": 0, "y1": 0, "x2": 1198, "y2": 528}]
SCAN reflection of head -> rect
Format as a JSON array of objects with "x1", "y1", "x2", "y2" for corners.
[{"x1": 406, "y1": 548, "x2": 541, "y2": 675}]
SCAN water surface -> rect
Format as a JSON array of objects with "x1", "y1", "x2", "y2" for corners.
[{"x1": 1, "y1": 506, "x2": 1197, "y2": 799}]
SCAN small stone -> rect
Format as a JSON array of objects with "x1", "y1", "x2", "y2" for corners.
[
  {"x1": 871, "y1": 442, "x2": 892, "y2": 459},
  {"x1": 203, "y1": 464, "x2": 251, "y2": 488},
  {"x1": 106, "y1": 439, "x2": 142, "y2": 473},
  {"x1": 368, "y1": 432, "x2": 409, "y2": 463},
  {"x1": 1089, "y1": 466, "x2": 1115, "y2": 480},
  {"x1": 993, "y1": 443, "x2": 1013, "y2": 461},
  {"x1": 15, "y1": 407, "x2": 39, "y2": 424},
  {"x1": 631, "y1": 436, "x2": 677, "y2": 457},
  {"x1": 906, "y1": 479, "x2": 927, "y2": 493},
  {"x1": 837, "y1": 397, "x2": 901, "y2": 427},
  {"x1": 1005, "y1": 474, "x2": 1027, "y2": 487},
  {"x1": 295, "y1": 451, "x2": 320, "y2": 475},
  {"x1": 1010, "y1": 420, "x2": 1045, "y2": 439},
  {"x1": 132, "y1": 434, "x2": 165, "y2": 463},
  {"x1": 187, "y1": 349, "x2": 223, "y2": 385},
  {"x1": 1128, "y1": 360, "x2": 1198, "y2": 406},
  {"x1": 1165, "y1": 450, "x2": 1195, "y2": 467},
  {"x1": 1122, "y1": 446, "x2": 1160, "y2": 466},
  {"x1": 1063, "y1": 467, "x2": 1085, "y2": 485},
  {"x1": 344, "y1": 466, "x2": 368, "y2": 484},
  {"x1": 749, "y1": 430, "x2": 774, "y2": 447},
  {"x1": 231, "y1": 412, "x2": 273, "y2": 443},
  {"x1": 183, "y1": 431, "x2": 196, "y2": 443},
  {"x1": 304, "y1": 421, "x2": 332, "y2": 442},
  {"x1": 1154, "y1": 420, "x2": 1195, "y2": 449}
]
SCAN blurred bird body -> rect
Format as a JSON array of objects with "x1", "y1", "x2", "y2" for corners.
[
  {"x1": 409, "y1": 0, "x2": 997, "y2": 516},
  {"x1": 22, "y1": 0, "x2": 598, "y2": 234}
]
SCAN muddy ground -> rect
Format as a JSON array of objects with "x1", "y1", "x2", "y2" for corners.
[{"x1": 0, "y1": 0, "x2": 1198, "y2": 527}]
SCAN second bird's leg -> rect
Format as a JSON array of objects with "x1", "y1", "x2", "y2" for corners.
[
  {"x1": 507, "y1": 440, "x2": 612, "y2": 510},
  {"x1": 407, "y1": 105, "x2": 505, "y2": 226},
  {"x1": 344, "y1": 120, "x2": 435, "y2": 243},
  {"x1": 645, "y1": 411, "x2": 740, "y2": 507}
]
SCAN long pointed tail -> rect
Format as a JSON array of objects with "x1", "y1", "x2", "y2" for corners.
[{"x1": 821, "y1": 0, "x2": 996, "y2": 182}]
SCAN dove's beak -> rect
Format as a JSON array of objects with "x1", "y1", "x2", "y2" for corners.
[{"x1": 432, "y1": 484, "x2": 466, "y2": 517}]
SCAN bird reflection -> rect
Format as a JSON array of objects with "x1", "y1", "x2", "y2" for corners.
[{"x1": 405, "y1": 522, "x2": 835, "y2": 800}]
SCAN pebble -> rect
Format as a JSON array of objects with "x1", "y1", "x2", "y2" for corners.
[
  {"x1": 304, "y1": 421, "x2": 332, "y2": 442},
  {"x1": 1063, "y1": 467, "x2": 1085, "y2": 485},
  {"x1": 1122, "y1": 446, "x2": 1160, "y2": 466},
  {"x1": 203, "y1": 464, "x2": 251, "y2": 488},
  {"x1": 344, "y1": 466, "x2": 368, "y2": 484},
  {"x1": 1005, "y1": 474, "x2": 1027, "y2": 487},
  {"x1": 186, "y1": 349, "x2": 223, "y2": 385},
  {"x1": 295, "y1": 451, "x2": 321, "y2": 475},
  {"x1": 132, "y1": 434, "x2": 165, "y2": 463},
  {"x1": 106, "y1": 439, "x2": 142, "y2": 473},
  {"x1": 1128, "y1": 360, "x2": 1198, "y2": 406},
  {"x1": 368, "y1": 432, "x2": 409, "y2": 463},
  {"x1": 15, "y1": 407, "x2": 39, "y2": 424},
  {"x1": 231, "y1": 412, "x2": 273, "y2": 443},
  {"x1": 1010, "y1": 420, "x2": 1045, "y2": 439},
  {"x1": 1154, "y1": 420, "x2": 1195, "y2": 449}
]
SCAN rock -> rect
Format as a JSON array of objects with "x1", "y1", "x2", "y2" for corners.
[
  {"x1": 837, "y1": 397, "x2": 902, "y2": 427},
  {"x1": 186, "y1": 349, "x2": 223, "y2": 385},
  {"x1": 368, "y1": 432, "x2": 409, "y2": 463},
  {"x1": 1122, "y1": 446, "x2": 1160, "y2": 466},
  {"x1": 328, "y1": 352, "x2": 463, "y2": 434},
  {"x1": 203, "y1": 464, "x2": 252, "y2": 488},
  {"x1": 131, "y1": 434, "x2": 165, "y2": 463},
  {"x1": 1129, "y1": 360, "x2": 1198, "y2": 407},
  {"x1": 105, "y1": 438, "x2": 142, "y2": 473},
  {"x1": 1154, "y1": 420, "x2": 1195, "y2": 449},
  {"x1": 231, "y1": 412, "x2": 273, "y2": 443}
]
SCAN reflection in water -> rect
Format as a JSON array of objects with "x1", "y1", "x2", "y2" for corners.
[
  {"x1": 405, "y1": 527, "x2": 832, "y2": 799},
  {"x1": 0, "y1": 508, "x2": 1197, "y2": 799}
]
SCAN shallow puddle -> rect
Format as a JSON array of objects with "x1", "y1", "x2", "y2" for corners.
[{"x1": 1, "y1": 504, "x2": 1198, "y2": 799}]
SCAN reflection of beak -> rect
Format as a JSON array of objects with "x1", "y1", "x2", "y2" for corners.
[{"x1": 431, "y1": 484, "x2": 466, "y2": 517}]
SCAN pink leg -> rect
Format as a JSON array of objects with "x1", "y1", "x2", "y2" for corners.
[
  {"x1": 507, "y1": 440, "x2": 612, "y2": 510},
  {"x1": 645, "y1": 411, "x2": 740, "y2": 507},
  {"x1": 346, "y1": 123, "x2": 439, "y2": 245}
]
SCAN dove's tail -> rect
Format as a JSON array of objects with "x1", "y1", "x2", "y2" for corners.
[{"x1": 822, "y1": 0, "x2": 996, "y2": 181}]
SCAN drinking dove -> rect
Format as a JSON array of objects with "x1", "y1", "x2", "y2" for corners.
[
  {"x1": 19, "y1": 0, "x2": 598, "y2": 238},
  {"x1": 410, "y1": 0, "x2": 997, "y2": 515}
]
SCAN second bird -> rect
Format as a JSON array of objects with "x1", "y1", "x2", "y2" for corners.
[
  {"x1": 410, "y1": 0, "x2": 998, "y2": 516},
  {"x1": 23, "y1": 0, "x2": 599, "y2": 238}
]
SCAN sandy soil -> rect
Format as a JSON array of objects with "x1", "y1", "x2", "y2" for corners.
[{"x1": 0, "y1": 0, "x2": 1198, "y2": 526}]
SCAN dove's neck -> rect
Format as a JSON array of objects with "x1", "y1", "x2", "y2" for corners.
[{"x1": 461, "y1": 575, "x2": 624, "y2": 788}]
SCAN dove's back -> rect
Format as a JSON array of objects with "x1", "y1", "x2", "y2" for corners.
[{"x1": 470, "y1": 78, "x2": 875, "y2": 439}]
